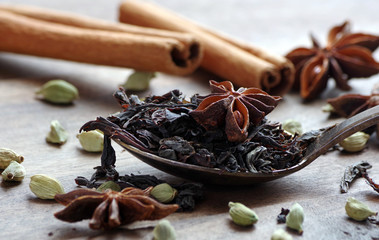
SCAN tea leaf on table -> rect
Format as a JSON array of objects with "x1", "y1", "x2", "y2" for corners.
[
  {"x1": 277, "y1": 208, "x2": 290, "y2": 223},
  {"x1": 340, "y1": 161, "x2": 372, "y2": 193},
  {"x1": 362, "y1": 172, "x2": 379, "y2": 193}
]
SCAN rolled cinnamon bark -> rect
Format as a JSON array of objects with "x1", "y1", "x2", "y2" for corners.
[
  {"x1": 119, "y1": 0, "x2": 294, "y2": 95},
  {"x1": 202, "y1": 29, "x2": 295, "y2": 94},
  {"x1": 0, "y1": 7, "x2": 202, "y2": 75},
  {"x1": 0, "y1": 4, "x2": 199, "y2": 48}
]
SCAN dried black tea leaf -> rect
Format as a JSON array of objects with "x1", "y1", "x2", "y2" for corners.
[
  {"x1": 362, "y1": 172, "x2": 379, "y2": 193},
  {"x1": 368, "y1": 215, "x2": 379, "y2": 225},
  {"x1": 119, "y1": 174, "x2": 163, "y2": 189},
  {"x1": 340, "y1": 161, "x2": 372, "y2": 193},
  {"x1": 159, "y1": 136, "x2": 195, "y2": 162},
  {"x1": 277, "y1": 208, "x2": 290, "y2": 223},
  {"x1": 174, "y1": 183, "x2": 203, "y2": 211}
]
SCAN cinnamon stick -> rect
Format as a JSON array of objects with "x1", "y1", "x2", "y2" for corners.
[
  {"x1": 0, "y1": 6, "x2": 202, "y2": 75},
  {"x1": 0, "y1": 4, "x2": 199, "y2": 47},
  {"x1": 202, "y1": 29, "x2": 295, "y2": 89},
  {"x1": 118, "y1": 0, "x2": 295, "y2": 95}
]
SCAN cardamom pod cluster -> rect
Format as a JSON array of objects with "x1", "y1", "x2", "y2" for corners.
[
  {"x1": 286, "y1": 203, "x2": 304, "y2": 233},
  {"x1": 150, "y1": 183, "x2": 178, "y2": 203},
  {"x1": 282, "y1": 119, "x2": 303, "y2": 135},
  {"x1": 1, "y1": 160, "x2": 26, "y2": 182},
  {"x1": 228, "y1": 202, "x2": 259, "y2": 226},
  {"x1": 77, "y1": 130, "x2": 104, "y2": 152},
  {"x1": 0, "y1": 148, "x2": 24, "y2": 169},
  {"x1": 153, "y1": 219, "x2": 176, "y2": 240},
  {"x1": 29, "y1": 174, "x2": 65, "y2": 199},
  {"x1": 339, "y1": 131, "x2": 370, "y2": 152},
  {"x1": 36, "y1": 79, "x2": 79, "y2": 104},
  {"x1": 97, "y1": 181, "x2": 121, "y2": 192},
  {"x1": 345, "y1": 197, "x2": 377, "y2": 221},
  {"x1": 271, "y1": 229, "x2": 293, "y2": 240},
  {"x1": 46, "y1": 120, "x2": 69, "y2": 144}
]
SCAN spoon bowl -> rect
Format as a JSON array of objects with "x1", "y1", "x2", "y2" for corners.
[{"x1": 114, "y1": 105, "x2": 379, "y2": 185}]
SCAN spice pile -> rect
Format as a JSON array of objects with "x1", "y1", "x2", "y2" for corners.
[{"x1": 81, "y1": 81, "x2": 320, "y2": 175}]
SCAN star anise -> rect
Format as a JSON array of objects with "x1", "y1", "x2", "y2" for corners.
[
  {"x1": 327, "y1": 83, "x2": 379, "y2": 118},
  {"x1": 54, "y1": 187, "x2": 178, "y2": 230},
  {"x1": 286, "y1": 21, "x2": 379, "y2": 100},
  {"x1": 326, "y1": 83, "x2": 379, "y2": 137},
  {"x1": 189, "y1": 80, "x2": 281, "y2": 142}
]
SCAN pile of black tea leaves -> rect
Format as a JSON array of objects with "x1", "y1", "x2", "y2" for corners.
[{"x1": 81, "y1": 87, "x2": 321, "y2": 174}]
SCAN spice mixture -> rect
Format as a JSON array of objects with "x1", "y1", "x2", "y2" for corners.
[{"x1": 81, "y1": 81, "x2": 319, "y2": 174}]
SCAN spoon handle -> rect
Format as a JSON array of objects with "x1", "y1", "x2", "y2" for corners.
[{"x1": 292, "y1": 105, "x2": 379, "y2": 172}]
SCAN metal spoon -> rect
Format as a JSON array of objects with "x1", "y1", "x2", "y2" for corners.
[{"x1": 113, "y1": 105, "x2": 379, "y2": 185}]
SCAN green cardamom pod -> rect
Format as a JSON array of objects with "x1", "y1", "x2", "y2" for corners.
[
  {"x1": 46, "y1": 120, "x2": 69, "y2": 144},
  {"x1": 1, "y1": 160, "x2": 26, "y2": 181},
  {"x1": 122, "y1": 71, "x2": 156, "y2": 91},
  {"x1": 36, "y1": 79, "x2": 79, "y2": 104},
  {"x1": 286, "y1": 203, "x2": 304, "y2": 233},
  {"x1": 321, "y1": 103, "x2": 335, "y2": 113},
  {"x1": 77, "y1": 130, "x2": 104, "y2": 152},
  {"x1": 345, "y1": 197, "x2": 377, "y2": 221},
  {"x1": 0, "y1": 148, "x2": 24, "y2": 169},
  {"x1": 228, "y1": 202, "x2": 259, "y2": 226},
  {"x1": 339, "y1": 131, "x2": 370, "y2": 152},
  {"x1": 153, "y1": 219, "x2": 176, "y2": 240},
  {"x1": 271, "y1": 229, "x2": 293, "y2": 240},
  {"x1": 97, "y1": 181, "x2": 121, "y2": 192},
  {"x1": 29, "y1": 174, "x2": 65, "y2": 199},
  {"x1": 150, "y1": 183, "x2": 178, "y2": 203},
  {"x1": 282, "y1": 119, "x2": 303, "y2": 135}
]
